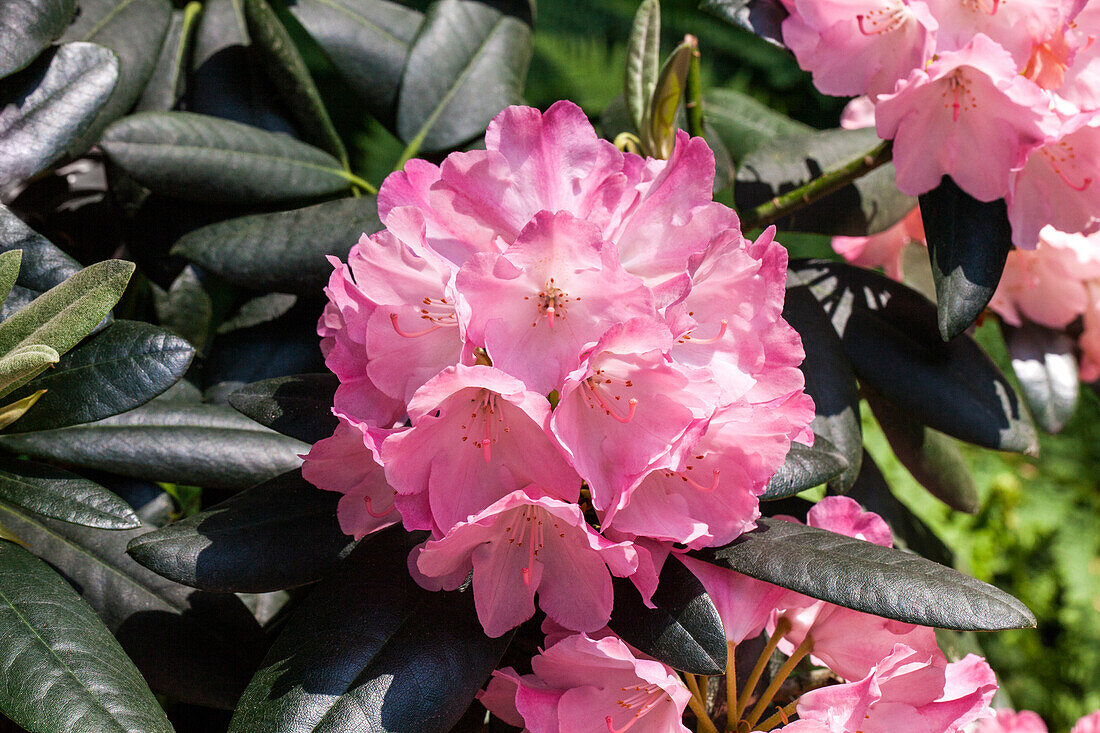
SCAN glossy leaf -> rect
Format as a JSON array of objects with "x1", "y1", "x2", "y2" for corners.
[
  {"x1": 760, "y1": 435, "x2": 848, "y2": 501},
  {"x1": 0, "y1": 258, "x2": 133, "y2": 361},
  {"x1": 396, "y1": 0, "x2": 532, "y2": 154},
  {"x1": 865, "y1": 386, "x2": 979, "y2": 514},
  {"x1": 789, "y1": 259, "x2": 1039, "y2": 454},
  {"x1": 286, "y1": 0, "x2": 422, "y2": 127},
  {"x1": 920, "y1": 176, "x2": 1013, "y2": 340},
  {"x1": 217, "y1": 293, "x2": 297, "y2": 333},
  {"x1": 0, "y1": 458, "x2": 138, "y2": 528},
  {"x1": 127, "y1": 470, "x2": 355, "y2": 592},
  {"x1": 3, "y1": 320, "x2": 194, "y2": 433},
  {"x1": 243, "y1": 0, "x2": 348, "y2": 163},
  {"x1": 707, "y1": 518, "x2": 1035, "y2": 630},
  {"x1": 0, "y1": 43, "x2": 118, "y2": 188},
  {"x1": 624, "y1": 0, "x2": 660, "y2": 137},
  {"x1": 0, "y1": 541, "x2": 173, "y2": 732},
  {"x1": 229, "y1": 531, "x2": 512, "y2": 732},
  {"x1": 153, "y1": 265, "x2": 214, "y2": 353},
  {"x1": 1004, "y1": 321, "x2": 1079, "y2": 434},
  {"x1": 135, "y1": 3, "x2": 201, "y2": 112},
  {"x1": 228, "y1": 373, "x2": 339, "y2": 444},
  {"x1": 60, "y1": 0, "x2": 172, "y2": 152},
  {"x1": 699, "y1": 0, "x2": 788, "y2": 46},
  {"x1": 171, "y1": 196, "x2": 382, "y2": 295},
  {"x1": 0, "y1": 204, "x2": 82, "y2": 292},
  {"x1": 190, "y1": 0, "x2": 296, "y2": 131},
  {"x1": 703, "y1": 86, "x2": 812, "y2": 163},
  {"x1": 0, "y1": 502, "x2": 267, "y2": 709},
  {"x1": 609, "y1": 554, "x2": 726, "y2": 675},
  {"x1": 100, "y1": 111, "x2": 352, "y2": 203},
  {"x1": 784, "y1": 282, "x2": 862, "y2": 490},
  {"x1": 0, "y1": 0, "x2": 76, "y2": 78},
  {"x1": 735, "y1": 127, "x2": 915, "y2": 236},
  {"x1": 0, "y1": 399, "x2": 308, "y2": 488}
]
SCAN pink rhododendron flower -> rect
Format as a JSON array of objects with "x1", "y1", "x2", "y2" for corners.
[
  {"x1": 457, "y1": 210, "x2": 655, "y2": 394},
  {"x1": 780, "y1": 643, "x2": 997, "y2": 732},
  {"x1": 782, "y1": 0, "x2": 938, "y2": 97},
  {"x1": 770, "y1": 497, "x2": 943, "y2": 681},
  {"x1": 925, "y1": 0, "x2": 1077, "y2": 66},
  {"x1": 1073, "y1": 711, "x2": 1100, "y2": 733},
  {"x1": 832, "y1": 207, "x2": 926, "y2": 280},
  {"x1": 478, "y1": 632, "x2": 692, "y2": 733},
  {"x1": 301, "y1": 416, "x2": 398, "y2": 539},
  {"x1": 677, "y1": 553, "x2": 788, "y2": 644},
  {"x1": 381, "y1": 365, "x2": 580, "y2": 533},
  {"x1": 416, "y1": 489, "x2": 637, "y2": 637},
  {"x1": 973, "y1": 709, "x2": 1049, "y2": 732},
  {"x1": 988, "y1": 227, "x2": 1100, "y2": 328},
  {"x1": 305, "y1": 100, "x2": 814, "y2": 642},
  {"x1": 1007, "y1": 110, "x2": 1100, "y2": 247},
  {"x1": 875, "y1": 34, "x2": 1053, "y2": 201}
]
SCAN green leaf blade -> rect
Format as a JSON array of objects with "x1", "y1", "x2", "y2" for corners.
[
  {"x1": 624, "y1": 0, "x2": 660, "y2": 137},
  {"x1": 0, "y1": 0, "x2": 76, "y2": 79},
  {"x1": 0, "y1": 459, "x2": 140, "y2": 529}
]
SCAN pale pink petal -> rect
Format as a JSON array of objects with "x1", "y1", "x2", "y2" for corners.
[
  {"x1": 1072, "y1": 711, "x2": 1100, "y2": 733},
  {"x1": 973, "y1": 709, "x2": 1049, "y2": 733},
  {"x1": 477, "y1": 668, "x2": 526, "y2": 728},
  {"x1": 677, "y1": 554, "x2": 787, "y2": 644}
]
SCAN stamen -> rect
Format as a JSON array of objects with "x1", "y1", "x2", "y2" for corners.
[
  {"x1": 682, "y1": 468, "x2": 720, "y2": 492},
  {"x1": 390, "y1": 312, "x2": 443, "y2": 338},
  {"x1": 605, "y1": 684, "x2": 667, "y2": 732},
  {"x1": 364, "y1": 495, "x2": 395, "y2": 518},
  {"x1": 687, "y1": 319, "x2": 728, "y2": 345}
]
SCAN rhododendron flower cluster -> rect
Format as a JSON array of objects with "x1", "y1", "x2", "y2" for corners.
[
  {"x1": 973, "y1": 708, "x2": 1100, "y2": 732},
  {"x1": 780, "y1": 0, "x2": 1100, "y2": 247},
  {"x1": 303, "y1": 100, "x2": 815, "y2": 639}
]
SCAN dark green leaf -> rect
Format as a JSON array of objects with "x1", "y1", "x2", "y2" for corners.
[
  {"x1": 0, "y1": 502, "x2": 267, "y2": 709},
  {"x1": 218, "y1": 293, "x2": 297, "y2": 333},
  {"x1": 229, "y1": 530, "x2": 511, "y2": 732},
  {"x1": 60, "y1": 0, "x2": 172, "y2": 152},
  {"x1": 190, "y1": 0, "x2": 297, "y2": 131},
  {"x1": 703, "y1": 87, "x2": 811, "y2": 163},
  {"x1": 735, "y1": 127, "x2": 915, "y2": 236},
  {"x1": 789, "y1": 259, "x2": 1039, "y2": 454},
  {"x1": 0, "y1": 459, "x2": 138, "y2": 528},
  {"x1": 228, "y1": 373, "x2": 338, "y2": 444},
  {"x1": 761, "y1": 435, "x2": 847, "y2": 501},
  {"x1": 202, "y1": 305, "x2": 327, "y2": 388},
  {"x1": 707, "y1": 518, "x2": 1035, "y2": 630},
  {"x1": 0, "y1": 541, "x2": 172, "y2": 732},
  {"x1": 101, "y1": 111, "x2": 352, "y2": 203},
  {"x1": 920, "y1": 176, "x2": 1013, "y2": 340},
  {"x1": 864, "y1": 386, "x2": 979, "y2": 513},
  {"x1": 171, "y1": 196, "x2": 381, "y2": 295},
  {"x1": 396, "y1": 0, "x2": 532, "y2": 153},
  {"x1": 0, "y1": 0, "x2": 76, "y2": 78},
  {"x1": 0, "y1": 43, "x2": 118, "y2": 188},
  {"x1": 243, "y1": 0, "x2": 347, "y2": 163},
  {"x1": 783, "y1": 283, "x2": 862, "y2": 490},
  {"x1": 609, "y1": 554, "x2": 726, "y2": 675},
  {"x1": 0, "y1": 258, "x2": 133, "y2": 358},
  {"x1": 844, "y1": 449, "x2": 953, "y2": 567},
  {"x1": 135, "y1": 3, "x2": 202, "y2": 112},
  {"x1": 286, "y1": 0, "x2": 422, "y2": 128},
  {"x1": 0, "y1": 399, "x2": 308, "y2": 488},
  {"x1": 699, "y1": 0, "x2": 787, "y2": 46},
  {"x1": 127, "y1": 470, "x2": 355, "y2": 592},
  {"x1": 3, "y1": 320, "x2": 194, "y2": 433},
  {"x1": 624, "y1": 0, "x2": 660, "y2": 137},
  {"x1": 1004, "y1": 321, "x2": 1079, "y2": 434},
  {"x1": 0, "y1": 204, "x2": 82, "y2": 292},
  {"x1": 153, "y1": 265, "x2": 214, "y2": 352}
]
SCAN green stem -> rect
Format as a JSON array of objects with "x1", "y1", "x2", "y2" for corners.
[
  {"x1": 744, "y1": 636, "x2": 814, "y2": 729},
  {"x1": 753, "y1": 700, "x2": 799, "y2": 732},
  {"x1": 684, "y1": 675, "x2": 721, "y2": 733},
  {"x1": 740, "y1": 140, "x2": 893, "y2": 231},
  {"x1": 335, "y1": 170, "x2": 377, "y2": 195},
  {"x1": 394, "y1": 129, "x2": 428, "y2": 172},
  {"x1": 725, "y1": 642, "x2": 737, "y2": 732},
  {"x1": 685, "y1": 37, "x2": 704, "y2": 140},
  {"x1": 735, "y1": 618, "x2": 789, "y2": 722}
]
